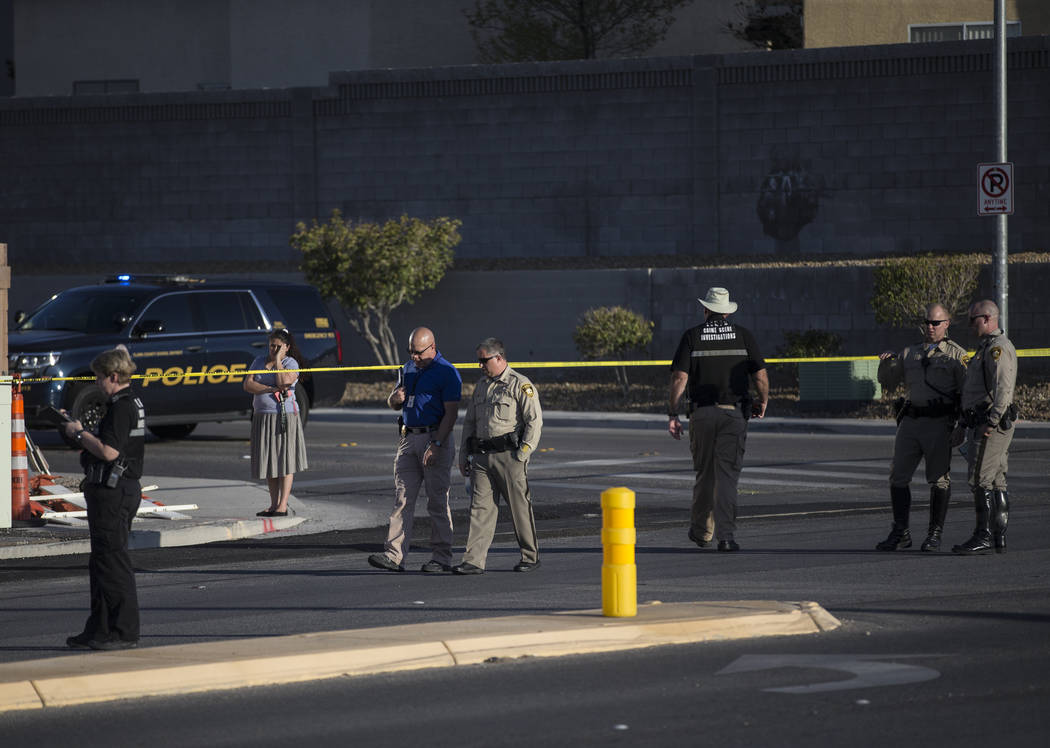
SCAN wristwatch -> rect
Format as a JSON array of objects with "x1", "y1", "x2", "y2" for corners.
[
  {"x1": 432, "y1": 439, "x2": 443, "y2": 448},
  {"x1": 74, "y1": 429, "x2": 86, "y2": 442}
]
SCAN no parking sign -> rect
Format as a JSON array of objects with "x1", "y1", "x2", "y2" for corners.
[{"x1": 978, "y1": 162, "x2": 1014, "y2": 215}]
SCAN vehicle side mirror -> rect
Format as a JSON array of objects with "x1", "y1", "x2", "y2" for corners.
[{"x1": 132, "y1": 319, "x2": 165, "y2": 338}]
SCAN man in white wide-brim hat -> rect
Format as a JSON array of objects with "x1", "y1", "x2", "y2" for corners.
[{"x1": 667, "y1": 287, "x2": 768, "y2": 552}]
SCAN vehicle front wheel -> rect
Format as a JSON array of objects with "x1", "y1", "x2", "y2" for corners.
[
  {"x1": 148, "y1": 423, "x2": 198, "y2": 440},
  {"x1": 60, "y1": 384, "x2": 109, "y2": 449}
]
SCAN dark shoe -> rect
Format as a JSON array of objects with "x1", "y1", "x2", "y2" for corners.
[
  {"x1": 687, "y1": 529, "x2": 710, "y2": 549},
  {"x1": 513, "y1": 560, "x2": 541, "y2": 572},
  {"x1": 367, "y1": 553, "x2": 404, "y2": 572},
  {"x1": 420, "y1": 560, "x2": 452, "y2": 573},
  {"x1": 991, "y1": 489, "x2": 1009, "y2": 553},
  {"x1": 66, "y1": 633, "x2": 92, "y2": 649},
  {"x1": 452, "y1": 562, "x2": 484, "y2": 575},
  {"x1": 922, "y1": 486, "x2": 950, "y2": 552},
  {"x1": 256, "y1": 509, "x2": 274, "y2": 517},
  {"x1": 952, "y1": 534, "x2": 994, "y2": 555},
  {"x1": 953, "y1": 488, "x2": 994, "y2": 555},
  {"x1": 876, "y1": 526, "x2": 911, "y2": 551},
  {"x1": 87, "y1": 638, "x2": 138, "y2": 651},
  {"x1": 920, "y1": 529, "x2": 942, "y2": 552},
  {"x1": 717, "y1": 539, "x2": 740, "y2": 552},
  {"x1": 270, "y1": 510, "x2": 288, "y2": 517}
]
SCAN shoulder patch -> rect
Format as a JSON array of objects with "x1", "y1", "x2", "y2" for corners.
[
  {"x1": 522, "y1": 383, "x2": 535, "y2": 398},
  {"x1": 991, "y1": 347, "x2": 1001, "y2": 361}
]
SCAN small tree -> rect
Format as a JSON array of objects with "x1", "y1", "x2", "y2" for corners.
[
  {"x1": 726, "y1": 0, "x2": 803, "y2": 50},
  {"x1": 291, "y1": 211, "x2": 462, "y2": 366},
  {"x1": 573, "y1": 306, "x2": 653, "y2": 397},
  {"x1": 870, "y1": 254, "x2": 981, "y2": 330},
  {"x1": 464, "y1": 0, "x2": 694, "y2": 63}
]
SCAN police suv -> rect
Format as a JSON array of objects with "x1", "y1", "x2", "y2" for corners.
[{"x1": 9, "y1": 275, "x2": 343, "y2": 439}]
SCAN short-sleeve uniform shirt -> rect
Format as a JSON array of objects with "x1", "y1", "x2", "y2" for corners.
[{"x1": 400, "y1": 351, "x2": 462, "y2": 427}]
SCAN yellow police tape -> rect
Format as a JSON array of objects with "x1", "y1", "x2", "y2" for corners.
[{"x1": 3, "y1": 348, "x2": 1049, "y2": 386}]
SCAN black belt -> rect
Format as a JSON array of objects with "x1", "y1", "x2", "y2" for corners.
[
  {"x1": 401, "y1": 424, "x2": 437, "y2": 435},
  {"x1": 472, "y1": 432, "x2": 517, "y2": 454}
]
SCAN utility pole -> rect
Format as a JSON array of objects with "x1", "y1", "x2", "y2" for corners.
[{"x1": 993, "y1": 0, "x2": 1008, "y2": 331}]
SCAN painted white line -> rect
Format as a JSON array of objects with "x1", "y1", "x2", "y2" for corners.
[
  {"x1": 530, "y1": 480, "x2": 685, "y2": 497},
  {"x1": 744, "y1": 466, "x2": 885, "y2": 481},
  {"x1": 611, "y1": 472, "x2": 861, "y2": 490}
]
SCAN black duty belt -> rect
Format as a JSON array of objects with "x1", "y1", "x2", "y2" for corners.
[
  {"x1": 402, "y1": 424, "x2": 437, "y2": 435},
  {"x1": 471, "y1": 432, "x2": 517, "y2": 454},
  {"x1": 901, "y1": 400, "x2": 957, "y2": 419}
]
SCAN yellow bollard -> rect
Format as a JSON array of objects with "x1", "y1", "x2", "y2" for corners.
[{"x1": 601, "y1": 486, "x2": 636, "y2": 617}]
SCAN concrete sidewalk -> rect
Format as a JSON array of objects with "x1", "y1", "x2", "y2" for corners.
[
  {"x1": 0, "y1": 477, "x2": 312, "y2": 560},
  {"x1": 0, "y1": 600, "x2": 841, "y2": 713}
]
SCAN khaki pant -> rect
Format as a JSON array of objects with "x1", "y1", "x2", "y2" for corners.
[
  {"x1": 461, "y1": 450, "x2": 538, "y2": 569},
  {"x1": 383, "y1": 432, "x2": 455, "y2": 565},
  {"x1": 688, "y1": 405, "x2": 747, "y2": 542},
  {"x1": 967, "y1": 425, "x2": 1014, "y2": 490},
  {"x1": 890, "y1": 415, "x2": 954, "y2": 489}
]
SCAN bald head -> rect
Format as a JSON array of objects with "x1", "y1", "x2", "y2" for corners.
[
  {"x1": 408, "y1": 327, "x2": 436, "y2": 367},
  {"x1": 969, "y1": 299, "x2": 1000, "y2": 337},
  {"x1": 971, "y1": 300, "x2": 999, "y2": 319}
]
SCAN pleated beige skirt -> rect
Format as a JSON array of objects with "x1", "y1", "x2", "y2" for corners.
[{"x1": 250, "y1": 411, "x2": 309, "y2": 479}]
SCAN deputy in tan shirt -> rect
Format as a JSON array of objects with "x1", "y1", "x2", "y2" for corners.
[
  {"x1": 453, "y1": 337, "x2": 543, "y2": 575},
  {"x1": 951, "y1": 300, "x2": 1018, "y2": 555},
  {"x1": 875, "y1": 303, "x2": 966, "y2": 552}
]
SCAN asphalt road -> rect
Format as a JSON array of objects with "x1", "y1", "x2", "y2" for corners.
[{"x1": 3, "y1": 414, "x2": 1049, "y2": 745}]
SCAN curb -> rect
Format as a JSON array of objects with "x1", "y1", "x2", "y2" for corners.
[
  {"x1": 0, "y1": 516, "x2": 305, "y2": 560},
  {"x1": 0, "y1": 600, "x2": 840, "y2": 712}
]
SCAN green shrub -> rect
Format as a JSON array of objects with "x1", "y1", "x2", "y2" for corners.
[
  {"x1": 870, "y1": 253, "x2": 981, "y2": 328},
  {"x1": 573, "y1": 306, "x2": 654, "y2": 397}
]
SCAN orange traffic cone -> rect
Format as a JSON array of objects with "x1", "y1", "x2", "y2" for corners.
[{"x1": 11, "y1": 376, "x2": 43, "y2": 526}]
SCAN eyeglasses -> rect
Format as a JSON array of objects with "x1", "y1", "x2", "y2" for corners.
[
  {"x1": 969, "y1": 314, "x2": 990, "y2": 324},
  {"x1": 478, "y1": 354, "x2": 498, "y2": 364},
  {"x1": 407, "y1": 343, "x2": 434, "y2": 356},
  {"x1": 924, "y1": 319, "x2": 949, "y2": 326}
]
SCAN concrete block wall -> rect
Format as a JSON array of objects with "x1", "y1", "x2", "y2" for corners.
[{"x1": 2, "y1": 39, "x2": 1047, "y2": 274}]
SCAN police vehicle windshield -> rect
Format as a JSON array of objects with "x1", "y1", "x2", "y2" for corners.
[{"x1": 17, "y1": 289, "x2": 145, "y2": 335}]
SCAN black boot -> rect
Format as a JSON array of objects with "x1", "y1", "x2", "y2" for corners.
[
  {"x1": 876, "y1": 486, "x2": 912, "y2": 551},
  {"x1": 921, "y1": 485, "x2": 951, "y2": 552},
  {"x1": 991, "y1": 489, "x2": 1010, "y2": 554},
  {"x1": 952, "y1": 488, "x2": 994, "y2": 555}
]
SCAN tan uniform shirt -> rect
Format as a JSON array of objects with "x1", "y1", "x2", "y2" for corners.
[
  {"x1": 878, "y1": 339, "x2": 967, "y2": 406},
  {"x1": 961, "y1": 329, "x2": 1017, "y2": 425},
  {"x1": 460, "y1": 365, "x2": 543, "y2": 465}
]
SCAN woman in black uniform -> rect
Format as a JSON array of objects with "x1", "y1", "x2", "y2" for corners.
[{"x1": 62, "y1": 346, "x2": 146, "y2": 651}]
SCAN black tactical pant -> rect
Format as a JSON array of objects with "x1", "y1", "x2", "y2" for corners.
[{"x1": 82, "y1": 479, "x2": 141, "y2": 643}]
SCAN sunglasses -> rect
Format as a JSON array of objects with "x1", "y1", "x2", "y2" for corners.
[
  {"x1": 924, "y1": 319, "x2": 949, "y2": 326},
  {"x1": 407, "y1": 343, "x2": 434, "y2": 356},
  {"x1": 478, "y1": 354, "x2": 499, "y2": 363},
  {"x1": 969, "y1": 314, "x2": 990, "y2": 323}
]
